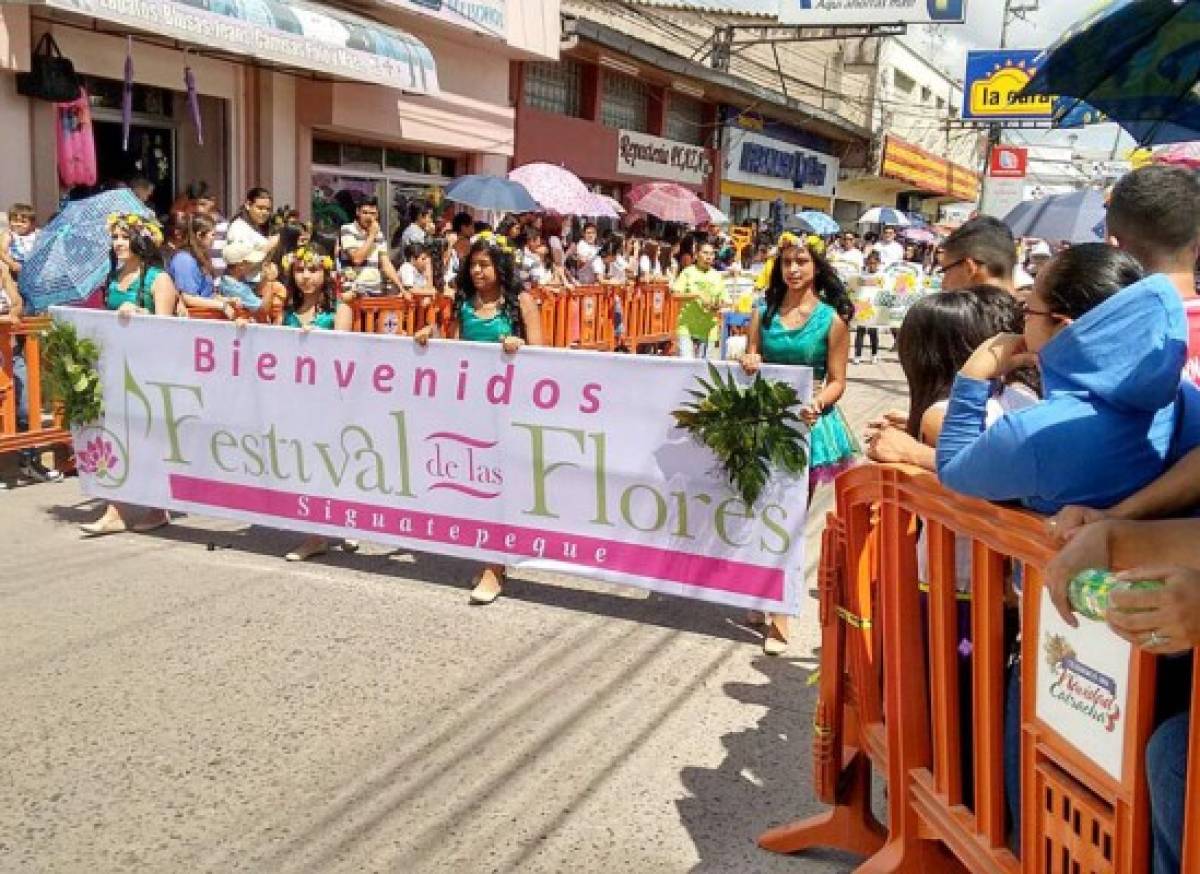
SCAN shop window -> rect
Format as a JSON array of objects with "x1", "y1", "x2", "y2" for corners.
[
  {"x1": 425, "y1": 155, "x2": 456, "y2": 177},
  {"x1": 386, "y1": 149, "x2": 425, "y2": 173},
  {"x1": 601, "y1": 72, "x2": 649, "y2": 132},
  {"x1": 893, "y1": 70, "x2": 916, "y2": 97},
  {"x1": 84, "y1": 76, "x2": 173, "y2": 118},
  {"x1": 921, "y1": 85, "x2": 932, "y2": 104},
  {"x1": 313, "y1": 139, "x2": 342, "y2": 165},
  {"x1": 523, "y1": 60, "x2": 582, "y2": 118},
  {"x1": 342, "y1": 144, "x2": 384, "y2": 168},
  {"x1": 666, "y1": 93, "x2": 705, "y2": 146}
]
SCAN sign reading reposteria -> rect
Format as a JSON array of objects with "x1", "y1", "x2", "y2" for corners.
[
  {"x1": 59, "y1": 310, "x2": 812, "y2": 615},
  {"x1": 617, "y1": 131, "x2": 713, "y2": 187}
]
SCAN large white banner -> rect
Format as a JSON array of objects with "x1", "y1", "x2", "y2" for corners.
[
  {"x1": 59, "y1": 309, "x2": 812, "y2": 615},
  {"x1": 778, "y1": 0, "x2": 967, "y2": 26}
]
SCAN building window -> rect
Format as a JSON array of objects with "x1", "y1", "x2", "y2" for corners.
[
  {"x1": 665, "y1": 93, "x2": 705, "y2": 146},
  {"x1": 523, "y1": 60, "x2": 582, "y2": 118},
  {"x1": 936, "y1": 96, "x2": 946, "y2": 111},
  {"x1": 893, "y1": 70, "x2": 916, "y2": 96},
  {"x1": 601, "y1": 72, "x2": 650, "y2": 132},
  {"x1": 921, "y1": 85, "x2": 932, "y2": 104}
]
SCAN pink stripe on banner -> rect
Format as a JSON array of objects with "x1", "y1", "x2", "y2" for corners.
[{"x1": 168, "y1": 474, "x2": 784, "y2": 600}]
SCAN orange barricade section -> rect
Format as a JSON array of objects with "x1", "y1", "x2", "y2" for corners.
[
  {"x1": 351, "y1": 294, "x2": 449, "y2": 337},
  {"x1": 624, "y1": 282, "x2": 679, "y2": 354},
  {"x1": 0, "y1": 315, "x2": 71, "y2": 458},
  {"x1": 759, "y1": 464, "x2": 1196, "y2": 874}
]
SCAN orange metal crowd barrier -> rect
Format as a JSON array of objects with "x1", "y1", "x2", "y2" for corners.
[
  {"x1": 0, "y1": 315, "x2": 71, "y2": 458},
  {"x1": 624, "y1": 282, "x2": 680, "y2": 353},
  {"x1": 760, "y1": 463, "x2": 1200, "y2": 874},
  {"x1": 350, "y1": 293, "x2": 451, "y2": 337}
]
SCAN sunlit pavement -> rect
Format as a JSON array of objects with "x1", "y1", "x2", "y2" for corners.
[{"x1": 0, "y1": 358, "x2": 906, "y2": 874}]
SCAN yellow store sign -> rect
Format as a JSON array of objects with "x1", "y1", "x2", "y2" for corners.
[{"x1": 963, "y1": 51, "x2": 1055, "y2": 121}]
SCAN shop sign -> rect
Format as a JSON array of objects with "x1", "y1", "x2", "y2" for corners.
[
  {"x1": 989, "y1": 145, "x2": 1028, "y2": 179},
  {"x1": 779, "y1": 0, "x2": 966, "y2": 26},
  {"x1": 59, "y1": 308, "x2": 813, "y2": 616},
  {"x1": 963, "y1": 50, "x2": 1055, "y2": 121},
  {"x1": 723, "y1": 129, "x2": 839, "y2": 199},
  {"x1": 34, "y1": 0, "x2": 439, "y2": 94},
  {"x1": 617, "y1": 131, "x2": 713, "y2": 186},
  {"x1": 980, "y1": 146, "x2": 1028, "y2": 218},
  {"x1": 378, "y1": 0, "x2": 506, "y2": 36}
]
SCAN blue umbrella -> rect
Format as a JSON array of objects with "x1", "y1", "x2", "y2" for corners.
[
  {"x1": 20, "y1": 189, "x2": 154, "y2": 314},
  {"x1": 858, "y1": 207, "x2": 910, "y2": 227},
  {"x1": 445, "y1": 174, "x2": 539, "y2": 212},
  {"x1": 1001, "y1": 189, "x2": 1108, "y2": 245},
  {"x1": 1023, "y1": 0, "x2": 1200, "y2": 145},
  {"x1": 791, "y1": 210, "x2": 840, "y2": 235}
]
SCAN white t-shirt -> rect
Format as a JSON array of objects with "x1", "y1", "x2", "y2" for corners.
[
  {"x1": 875, "y1": 240, "x2": 905, "y2": 266},
  {"x1": 831, "y1": 247, "x2": 865, "y2": 272},
  {"x1": 339, "y1": 221, "x2": 388, "y2": 296},
  {"x1": 399, "y1": 262, "x2": 427, "y2": 290}
]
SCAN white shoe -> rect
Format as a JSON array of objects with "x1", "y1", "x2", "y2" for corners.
[{"x1": 20, "y1": 456, "x2": 63, "y2": 483}]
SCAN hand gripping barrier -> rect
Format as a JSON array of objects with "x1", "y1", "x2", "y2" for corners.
[
  {"x1": 759, "y1": 463, "x2": 1200, "y2": 874},
  {"x1": 0, "y1": 315, "x2": 71, "y2": 458}
]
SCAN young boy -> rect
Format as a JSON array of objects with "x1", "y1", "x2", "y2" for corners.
[
  {"x1": 399, "y1": 243, "x2": 432, "y2": 293},
  {"x1": 217, "y1": 241, "x2": 266, "y2": 312},
  {"x1": 1, "y1": 204, "x2": 39, "y2": 278}
]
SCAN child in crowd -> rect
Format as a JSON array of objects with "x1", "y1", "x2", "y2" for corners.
[
  {"x1": 414, "y1": 231, "x2": 542, "y2": 605},
  {"x1": 1, "y1": 203, "x2": 38, "y2": 278},
  {"x1": 672, "y1": 239, "x2": 725, "y2": 359},
  {"x1": 218, "y1": 242, "x2": 268, "y2": 313},
  {"x1": 400, "y1": 243, "x2": 432, "y2": 294},
  {"x1": 169, "y1": 214, "x2": 238, "y2": 318}
]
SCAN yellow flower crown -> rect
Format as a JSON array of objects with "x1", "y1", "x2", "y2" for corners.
[
  {"x1": 282, "y1": 245, "x2": 334, "y2": 272},
  {"x1": 473, "y1": 229, "x2": 514, "y2": 255},
  {"x1": 107, "y1": 212, "x2": 164, "y2": 247},
  {"x1": 755, "y1": 232, "x2": 827, "y2": 289}
]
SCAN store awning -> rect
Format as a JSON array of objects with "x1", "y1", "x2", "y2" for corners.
[{"x1": 26, "y1": 0, "x2": 439, "y2": 95}]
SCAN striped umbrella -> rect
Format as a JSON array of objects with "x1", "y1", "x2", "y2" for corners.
[
  {"x1": 792, "y1": 210, "x2": 840, "y2": 235},
  {"x1": 626, "y1": 182, "x2": 708, "y2": 225},
  {"x1": 858, "y1": 207, "x2": 911, "y2": 227}
]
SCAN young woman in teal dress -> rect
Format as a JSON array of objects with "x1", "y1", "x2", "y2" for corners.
[
  {"x1": 81, "y1": 214, "x2": 180, "y2": 537},
  {"x1": 274, "y1": 244, "x2": 357, "y2": 561},
  {"x1": 741, "y1": 231, "x2": 859, "y2": 654},
  {"x1": 416, "y1": 231, "x2": 543, "y2": 605}
]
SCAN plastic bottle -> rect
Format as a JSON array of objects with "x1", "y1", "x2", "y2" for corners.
[{"x1": 1067, "y1": 569, "x2": 1163, "y2": 621}]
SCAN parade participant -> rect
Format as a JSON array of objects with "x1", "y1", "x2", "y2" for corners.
[
  {"x1": 1107, "y1": 165, "x2": 1200, "y2": 382},
  {"x1": 339, "y1": 198, "x2": 407, "y2": 299},
  {"x1": 672, "y1": 239, "x2": 725, "y2": 359},
  {"x1": 224, "y1": 187, "x2": 277, "y2": 283},
  {"x1": 0, "y1": 203, "x2": 38, "y2": 277},
  {"x1": 828, "y1": 230, "x2": 864, "y2": 273},
  {"x1": 741, "y1": 232, "x2": 857, "y2": 654},
  {"x1": 875, "y1": 226, "x2": 904, "y2": 266},
  {"x1": 938, "y1": 217, "x2": 1019, "y2": 295},
  {"x1": 270, "y1": 244, "x2": 356, "y2": 562},
  {"x1": 413, "y1": 231, "x2": 543, "y2": 605},
  {"x1": 80, "y1": 214, "x2": 177, "y2": 536}
]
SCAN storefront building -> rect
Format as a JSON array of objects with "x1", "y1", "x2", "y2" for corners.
[
  {"x1": 0, "y1": 0, "x2": 559, "y2": 239},
  {"x1": 836, "y1": 134, "x2": 981, "y2": 223},
  {"x1": 719, "y1": 109, "x2": 840, "y2": 224},
  {"x1": 513, "y1": 49, "x2": 721, "y2": 206}
]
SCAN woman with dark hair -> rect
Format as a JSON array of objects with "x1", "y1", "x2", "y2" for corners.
[
  {"x1": 415, "y1": 231, "x2": 543, "y2": 605},
  {"x1": 740, "y1": 231, "x2": 858, "y2": 654},
  {"x1": 169, "y1": 213, "x2": 234, "y2": 316},
  {"x1": 270, "y1": 243, "x2": 356, "y2": 563},
  {"x1": 80, "y1": 213, "x2": 179, "y2": 537},
  {"x1": 225, "y1": 186, "x2": 278, "y2": 283}
]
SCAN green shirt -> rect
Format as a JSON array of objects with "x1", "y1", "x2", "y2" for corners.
[
  {"x1": 672, "y1": 265, "x2": 725, "y2": 339},
  {"x1": 458, "y1": 298, "x2": 514, "y2": 344},
  {"x1": 106, "y1": 266, "x2": 165, "y2": 311},
  {"x1": 283, "y1": 309, "x2": 337, "y2": 330}
]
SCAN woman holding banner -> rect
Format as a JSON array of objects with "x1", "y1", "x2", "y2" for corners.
[
  {"x1": 274, "y1": 243, "x2": 357, "y2": 562},
  {"x1": 741, "y1": 232, "x2": 858, "y2": 654},
  {"x1": 81, "y1": 214, "x2": 180, "y2": 536},
  {"x1": 415, "y1": 231, "x2": 543, "y2": 605}
]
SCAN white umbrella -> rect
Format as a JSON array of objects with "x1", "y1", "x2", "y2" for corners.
[
  {"x1": 700, "y1": 200, "x2": 730, "y2": 225},
  {"x1": 858, "y1": 207, "x2": 911, "y2": 227}
]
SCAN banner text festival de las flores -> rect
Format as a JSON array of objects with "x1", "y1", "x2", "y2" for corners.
[{"x1": 61, "y1": 309, "x2": 813, "y2": 614}]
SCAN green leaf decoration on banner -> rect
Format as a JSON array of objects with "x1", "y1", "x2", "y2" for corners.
[
  {"x1": 671, "y1": 363, "x2": 808, "y2": 506},
  {"x1": 42, "y1": 319, "x2": 104, "y2": 428}
]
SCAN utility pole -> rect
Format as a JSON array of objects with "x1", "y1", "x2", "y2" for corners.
[{"x1": 983, "y1": 1, "x2": 1040, "y2": 200}]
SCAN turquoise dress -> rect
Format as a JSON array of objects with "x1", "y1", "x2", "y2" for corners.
[
  {"x1": 459, "y1": 298, "x2": 514, "y2": 343},
  {"x1": 759, "y1": 301, "x2": 860, "y2": 483},
  {"x1": 106, "y1": 266, "x2": 165, "y2": 311},
  {"x1": 283, "y1": 309, "x2": 336, "y2": 330}
]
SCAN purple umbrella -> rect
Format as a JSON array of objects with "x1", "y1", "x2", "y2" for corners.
[
  {"x1": 121, "y1": 36, "x2": 132, "y2": 152},
  {"x1": 185, "y1": 64, "x2": 203, "y2": 146}
]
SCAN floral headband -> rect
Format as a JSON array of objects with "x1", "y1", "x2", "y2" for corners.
[
  {"x1": 282, "y1": 245, "x2": 333, "y2": 272},
  {"x1": 755, "y1": 232, "x2": 827, "y2": 289},
  {"x1": 107, "y1": 212, "x2": 164, "y2": 247},
  {"x1": 778, "y1": 231, "x2": 826, "y2": 256},
  {"x1": 473, "y1": 229, "x2": 514, "y2": 255}
]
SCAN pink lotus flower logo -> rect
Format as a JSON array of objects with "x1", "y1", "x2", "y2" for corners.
[{"x1": 78, "y1": 436, "x2": 120, "y2": 479}]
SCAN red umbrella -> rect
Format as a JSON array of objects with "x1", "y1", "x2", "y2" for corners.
[
  {"x1": 1153, "y1": 142, "x2": 1200, "y2": 169},
  {"x1": 626, "y1": 182, "x2": 708, "y2": 225}
]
